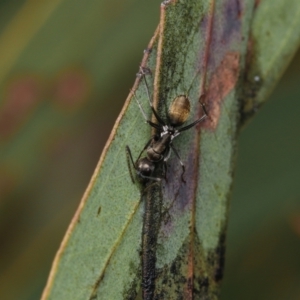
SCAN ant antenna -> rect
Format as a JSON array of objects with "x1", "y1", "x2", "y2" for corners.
[
  {"x1": 131, "y1": 89, "x2": 148, "y2": 122},
  {"x1": 131, "y1": 89, "x2": 161, "y2": 130},
  {"x1": 139, "y1": 67, "x2": 166, "y2": 126},
  {"x1": 139, "y1": 67, "x2": 153, "y2": 109}
]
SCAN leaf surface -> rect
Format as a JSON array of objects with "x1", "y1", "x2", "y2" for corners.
[{"x1": 42, "y1": 0, "x2": 300, "y2": 299}]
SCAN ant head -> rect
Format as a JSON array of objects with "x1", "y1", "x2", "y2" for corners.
[{"x1": 168, "y1": 95, "x2": 191, "y2": 127}]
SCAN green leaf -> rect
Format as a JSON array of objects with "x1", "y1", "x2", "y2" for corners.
[
  {"x1": 241, "y1": 0, "x2": 300, "y2": 122},
  {"x1": 41, "y1": 0, "x2": 300, "y2": 299}
]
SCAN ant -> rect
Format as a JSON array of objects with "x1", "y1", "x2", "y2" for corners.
[{"x1": 126, "y1": 67, "x2": 208, "y2": 183}]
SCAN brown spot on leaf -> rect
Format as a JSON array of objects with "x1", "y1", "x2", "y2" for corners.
[
  {"x1": 205, "y1": 52, "x2": 240, "y2": 130},
  {"x1": 254, "y1": 0, "x2": 261, "y2": 9},
  {"x1": 97, "y1": 206, "x2": 102, "y2": 217},
  {"x1": 52, "y1": 67, "x2": 92, "y2": 111},
  {"x1": 0, "y1": 75, "x2": 43, "y2": 141}
]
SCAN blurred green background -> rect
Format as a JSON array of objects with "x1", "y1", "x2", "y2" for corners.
[{"x1": 0, "y1": 1, "x2": 299, "y2": 299}]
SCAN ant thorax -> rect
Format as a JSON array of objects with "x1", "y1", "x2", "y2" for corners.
[{"x1": 147, "y1": 133, "x2": 171, "y2": 162}]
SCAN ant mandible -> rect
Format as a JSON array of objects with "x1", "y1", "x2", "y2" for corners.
[{"x1": 126, "y1": 67, "x2": 208, "y2": 183}]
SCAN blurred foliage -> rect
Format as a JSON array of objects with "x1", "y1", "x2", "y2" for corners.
[
  {"x1": 0, "y1": 0, "x2": 299, "y2": 300},
  {"x1": 222, "y1": 49, "x2": 300, "y2": 300},
  {"x1": 0, "y1": 1, "x2": 161, "y2": 299}
]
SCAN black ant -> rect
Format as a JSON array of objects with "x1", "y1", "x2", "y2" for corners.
[{"x1": 126, "y1": 67, "x2": 208, "y2": 183}]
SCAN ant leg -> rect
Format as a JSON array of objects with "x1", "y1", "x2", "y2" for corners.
[
  {"x1": 131, "y1": 89, "x2": 161, "y2": 130},
  {"x1": 178, "y1": 114, "x2": 206, "y2": 132},
  {"x1": 126, "y1": 146, "x2": 137, "y2": 183},
  {"x1": 138, "y1": 172, "x2": 162, "y2": 182},
  {"x1": 136, "y1": 136, "x2": 155, "y2": 161},
  {"x1": 163, "y1": 147, "x2": 172, "y2": 162},
  {"x1": 177, "y1": 102, "x2": 208, "y2": 133},
  {"x1": 139, "y1": 67, "x2": 166, "y2": 126},
  {"x1": 170, "y1": 144, "x2": 186, "y2": 183},
  {"x1": 161, "y1": 147, "x2": 171, "y2": 181}
]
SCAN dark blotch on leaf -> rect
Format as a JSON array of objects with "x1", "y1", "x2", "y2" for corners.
[
  {"x1": 214, "y1": 232, "x2": 227, "y2": 282},
  {"x1": 198, "y1": 276, "x2": 209, "y2": 291},
  {"x1": 97, "y1": 206, "x2": 101, "y2": 216}
]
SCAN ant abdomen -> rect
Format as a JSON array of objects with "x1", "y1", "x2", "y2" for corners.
[{"x1": 168, "y1": 95, "x2": 191, "y2": 127}]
